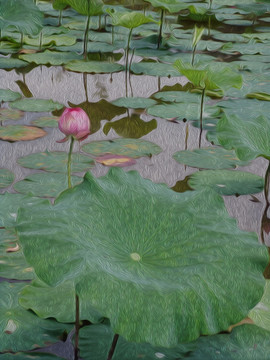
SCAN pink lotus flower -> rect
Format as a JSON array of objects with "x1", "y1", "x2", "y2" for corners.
[{"x1": 57, "y1": 107, "x2": 90, "y2": 143}]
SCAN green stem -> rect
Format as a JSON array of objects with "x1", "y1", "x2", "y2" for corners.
[
  {"x1": 198, "y1": 87, "x2": 206, "y2": 148},
  {"x1": 39, "y1": 31, "x2": 43, "y2": 51},
  {"x1": 83, "y1": 14, "x2": 91, "y2": 59},
  {"x1": 74, "y1": 294, "x2": 80, "y2": 360},
  {"x1": 20, "y1": 32, "x2": 23, "y2": 47},
  {"x1": 125, "y1": 28, "x2": 133, "y2": 97},
  {"x1": 58, "y1": 10, "x2": 63, "y2": 26},
  {"x1": 107, "y1": 334, "x2": 119, "y2": 360},
  {"x1": 67, "y1": 137, "x2": 75, "y2": 189},
  {"x1": 83, "y1": 72, "x2": 88, "y2": 102},
  {"x1": 264, "y1": 160, "x2": 270, "y2": 206},
  {"x1": 191, "y1": 44, "x2": 197, "y2": 66},
  {"x1": 208, "y1": 15, "x2": 211, "y2": 37},
  {"x1": 157, "y1": 9, "x2": 164, "y2": 49},
  {"x1": 111, "y1": 25, "x2": 114, "y2": 44}
]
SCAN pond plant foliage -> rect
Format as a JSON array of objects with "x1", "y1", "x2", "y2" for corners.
[{"x1": 0, "y1": 0, "x2": 270, "y2": 359}]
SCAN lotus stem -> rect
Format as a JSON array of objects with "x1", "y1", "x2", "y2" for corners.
[
  {"x1": 58, "y1": 10, "x2": 63, "y2": 26},
  {"x1": 39, "y1": 31, "x2": 43, "y2": 51},
  {"x1": 111, "y1": 25, "x2": 114, "y2": 44},
  {"x1": 198, "y1": 87, "x2": 206, "y2": 148},
  {"x1": 264, "y1": 160, "x2": 270, "y2": 206},
  {"x1": 67, "y1": 137, "x2": 75, "y2": 188},
  {"x1": 83, "y1": 14, "x2": 91, "y2": 59},
  {"x1": 129, "y1": 48, "x2": 135, "y2": 97},
  {"x1": 99, "y1": 15, "x2": 101, "y2": 30},
  {"x1": 20, "y1": 32, "x2": 23, "y2": 47},
  {"x1": 83, "y1": 72, "x2": 88, "y2": 102},
  {"x1": 191, "y1": 44, "x2": 197, "y2": 66},
  {"x1": 107, "y1": 334, "x2": 119, "y2": 360},
  {"x1": 157, "y1": 9, "x2": 164, "y2": 49},
  {"x1": 125, "y1": 28, "x2": 133, "y2": 97},
  {"x1": 74, "y1": 294, "x2": 80, "y2": 360},
  {"x1": 208, "y1": 16, "x2": 211, "y2": 37}
]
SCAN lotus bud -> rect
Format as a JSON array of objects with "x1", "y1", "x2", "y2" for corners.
[{"x1": 57, "y1": 107, "x2": 90, "y2": 143}]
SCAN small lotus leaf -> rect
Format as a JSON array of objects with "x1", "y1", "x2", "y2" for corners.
[
  {"x1": 246, "y1": 92, "x2": 270, "y2": 101},
  {"x1": 0, "y1": 125, "x2": 47, "y2": 141},
  {"x1": 0, "y1": 109, "x2": 23, "y2": 123},
  {"x1": 143, "y1": 0, "x2": 188, "y2": 13},
  {"x1": 0, "y1": 58, "x2": 28, "y2": 69},
  {"x1": 112, "y1": 97, "x2": 157, "y2": 109},
  {"x1": 16, "y1": 168, "x2": 267, "y2": 346},
  {"x1": 153, "y1": 91, "x2": 201, "y2": 103},
  {"x1": 131, "y1": 62, "x2": 180, "y2": 77},
  {"x1": 173, "y1": 147, "x2": 250, "y2": 170},
  {"x1": 57, "y1": 0, "x2": 104, "y2": 16},
  {"x1": 65, "y1": 60, "x2": 124, "y2": 74},
  {"x1": 188, "y1": 170, "x2": 264, "y2": 196},
  {"x1": 0, "y1": 169, "x2": 14, "y2": 188},
  {"x1": 10, "y1": 99, "x2": 64, "y2": 112},
  {"x1": 0, "y1": 353, "x2": 61, "y2": 359},
  {"x1": 19, "y1": 50, "x2": 83, "y2": 65},
  {"x1": 103, "y1": 114, "x2": 157, "y2": 138},
  {"x1": 17, "y1": 151, "x2": 95, "y2": 173},
  {"x1": 19, "y1": 279, "x2": 102, "y2": 323},
  {"x1": 24, "y1": 34, "x2": 77, "y2": 47},
  {"x1": 95, "y1": 154, "x2": 136, "y2": 167},
  {"x1": 107, "y1": 10, "x2": 157, "y2": 29},
  {"x1": 0, "y1": 282, "x2": 71, "y2": 352},
  {"x1": 0, "y1": 89, "x2": 21, "y2": 103},
  {"x1": 82, "y1": 138, "x2": 162, "y2": 158},
  {"x1": 31, "y1": 116, "x2": 59, "y2": 128},
  {"x1": 13, "y1": 173, "x2": 83, "y2": 198},
  {"x1": 217, "y1": 114, "x2": 270, "y2": 161}
]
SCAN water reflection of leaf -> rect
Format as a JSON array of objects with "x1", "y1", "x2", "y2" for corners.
[
  {"x1": 171, "y1": 176, "x2": 192, "y2": 193},
  {"x1": 103, "y1": 114, "x2": 157, "y2": 138},
  {"x1": 68, "y1": 100, "x2": 126, "y2": 134}
]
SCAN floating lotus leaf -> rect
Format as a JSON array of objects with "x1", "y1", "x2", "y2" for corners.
[
  {"x1": 0, "y1": 169, "x2": 14, "y2": 188},
  {"x1": 10, "y1": 99, "x2": 64, "y2": 112},
  {"x1": 143, "y1": 0, "x2": 188, "y2": 13},
  {"x1": 14, "y1": 173, "x2": 82, "y2": 198},
  {"x1": 68, "y1": 99, "x2": 126, "y2": 134},
  {"x1": 23, "y1": 34, "x2": 77, "y2": 47},
  {"x1": 112, "y1": 97, "x2": 157, "y2": 109},
  {"x1": 31, "y1": 116, "x2": 59, "y2": 128},
  {"x1": 0, "y1": 0, "x2": 43, "y2": 36},
  {"x1": 107, "y1": 10, "x2": 157, "y2": 29},
  {"x1": 19, "y1": 50, "x2": 82, "y2": 65},
  {"x1": 188, "y1": 170, "x2": 264, "y2": 196},
  {"x1": 0, "y1": 58, "x2": 28, "y2": 69},
  {"x1": 78, "y1": 323, "x2": 195, "y2": 360},
  {"x1": 103, "y1": 114, "x2": 157, "y2": 138},
  {"x1": 153, "y1": 91, "x2": 201, "y2": 103},
  {"x1": 0, "y1": 109, "x2": 23, "y2": 123},
  {"x1": 95, "y1": 154, "x2": 136, "y2": 167},
  {"x1": 217, "y1": 99, "x2": 270, "y2": 120},
  {"x1": 65, "y1": 60, "x2": 124, "y2": 74},
  {"x1": 0, "y1": 193, "x2": 45, "y2": 228},
  {"x1": 249, "y1": 280, "x2": 270, "y2": 331},
  {"x1": 131, "y1": 62, "x2": 179, "y2": 77},
  {"x1": 57, "y1": 0, "x2": 104, "y2": 16},
  {"x1": 0, "y1": 353, "x2": 62, "y2": 360},
  {"x1": 147, "y1": 102, "x2": 216, "y2": 120},
  {"x1": 17, "y1": 151, "x2": 95, "y2": 173},
  {"x1": 0, "y1": 89, "x2": 21, "y2": 103},
  {"x1": 19, "y1": 279, "x2": 102, "y2": 323},
  {"x1": 0, "y1": 228, "x2": 35, "y2": 280},
  {"x1": 217, "y1": 114, "x2": 270, "y2": 161},
  {"x1": 0, "y1": 41, "x2": 20, "y2": 55},
  {"x1": 246, "y1": 92, "x2": 270, "y2": 101},
  {"x1": 173, "y1": 147, "x2": 250, "y2": 170},
  {"x1": 0, "y1": 125, "x2": 47, "y2": 141},
  {"x1": 0, "y1": 282, "x2": 71, "y2": 352},
  {"x1": 16, "y1": 168, "x2": 267, "y2": 346},
  {"x1": 187, "y1": 325, "x2": 270, "y2": 360},
  {"x1": 82, "y1": 138, "x2": 162, "y2": 158}
]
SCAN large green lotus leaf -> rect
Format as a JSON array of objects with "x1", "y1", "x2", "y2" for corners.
[
  {"x1": 249, "y1": 280, "x2": 270, "y2": 331},
  {"x1": 0, "y1": 89, "x2": 21, "y2": 103},
  {"x1": 78, "y1": 323, "x2": 195, "y2": 360},
  {"x1": 31, "y1": 116, "x2": 59, "y2": 128},
  {"x1": 0, "y1": 282, "x2": 71, "y2": 352},
  {"x1": 173, "y1": 147, "x2": 250, "y2": 170},
  {"x1": 103, "y1": 114, "x2": 157, "y2": 138},
  {"x1": 0, "y1": 58, "x2": 28, "y2": 69},
  {"x1": 0, "y1": 228, "x2": 35, "y2": 280},
  {"x1": 10, "y1": 99, "x2": 64, "y2": 112},
  {"x1": 14, "y1": 173, "x2": 83, "y2": 198},
  {"x1": 0, "y1": 0, "x2": 43, "y2": 36},
  {"x1": 112, "y1": 97, "x2": 157, "y2": 109},
  {"x1": 57, "y1": 0, "x2": 104, "y2": 16},
  {"x1": 0, "y1": 193, "x2": 45, "y2": 228},
  {"x1": 143, "y1": 0, "x2": 188, "y2": 12},
  {"x1": 23, "y1": 34, "x2": 77, "y2": 47},
  {"x1": 107, "y1": 10, "x2": 157, "y2": 29},
  {"x1": 0, "y1": 125, "x2": 47, "y2": 141},
  {"x1": 217, "y1": 99, "x2": 270, "y2": 120},
  {"x1": 174, "y1": 60, "x2": 242, "y2": 93},
  {"x1": 0, "y1": 353, "x2": 62, "y2": 359},
  {"x1": 19, "y1": 50, "x2": 83, "y2": 65},
  {"x1": 188, "y1": 325, "x2": 270, "y2": 360},
  {"x1": 0, "y1": 109, "x2": 23, "y2": 123},
  {"x1": 147, "y1": 102, "x2": 216, "y2": 120},
  {"x1": 17, "y1": 151, "x2": 95, "y2": 173},
  {"x1": 65, "y1": 60, "x2": 124, "y2": 74},
  {"x1": 19, "y1": 278, "x2": 102, "y2": 323},
  {"x1": 16, "y1": 168, "x2": 267, "y2": 346},
  {"x1": 82, "y1": 138, "x2": 162, "y2": 158},
  {"x1": 0, "y1": 169, "x2": 14, "y2": 188},
  {"x1": 188, "y1": 170, "x2": 264, "y2": 196},
  {"x1": 217, "y1": 114, "x2": 270, "y2": 161},
  {"x1": 131, "y1": 62, "x2": 179, "y2": 77},
  {"x1": 68, "y1": 99, "x2": 126, "y2": 134}
]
